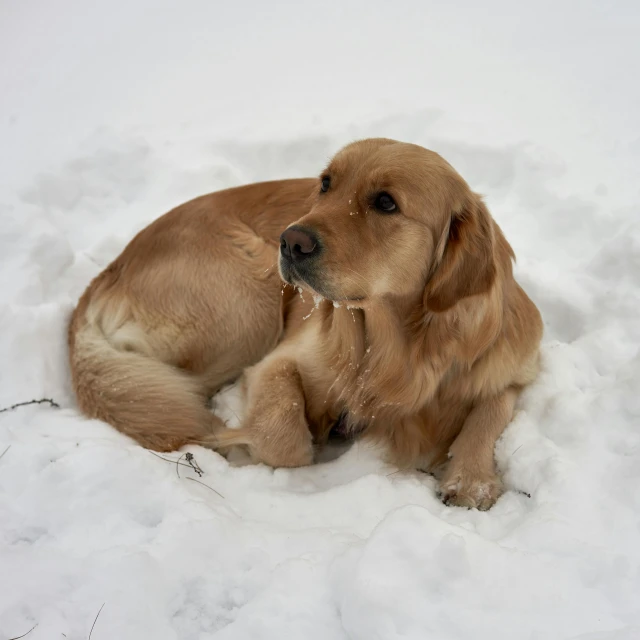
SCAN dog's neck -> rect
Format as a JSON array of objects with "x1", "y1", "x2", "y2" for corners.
[
  {"x1": 315, "y1": 292, "x2": 452, "y2": 423},
  {"x1": 315, "y1": 283, "x2": 504, "y2": 437}
]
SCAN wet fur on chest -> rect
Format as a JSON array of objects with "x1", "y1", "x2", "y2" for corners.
[{"x1": 295, "y1": 292, "x2": 505, "y2": 467}]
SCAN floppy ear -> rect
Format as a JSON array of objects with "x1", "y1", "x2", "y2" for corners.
[{"x1": 425, "y1": 194, "x2": 496, "y2": 312}]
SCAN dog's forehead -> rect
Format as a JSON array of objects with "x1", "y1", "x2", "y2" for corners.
[{"x1": 328, "y1": 141, "x2": 456, "y2": 186}]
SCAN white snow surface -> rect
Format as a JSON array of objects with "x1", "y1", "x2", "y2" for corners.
[{"x1": 1, "y1": 1, "x2": 640, "y2": 638}]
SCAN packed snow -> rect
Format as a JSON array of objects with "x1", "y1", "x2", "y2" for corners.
[{"x1": 1, "y1": 1, "x2": 639, "y2": 638}]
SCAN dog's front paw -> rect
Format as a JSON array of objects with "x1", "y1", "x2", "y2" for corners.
[
  {"x1": 249, "y1": 427, "x2": 314, "y2": 469},
  {"x1": 438, "y1": 470, "x2": 503, "y2": 511}
]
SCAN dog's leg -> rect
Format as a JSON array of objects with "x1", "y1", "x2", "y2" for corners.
[
  {"x1": 438, "y1": 387, "x2": 517, "y2": 510},
  {"x1": 212, "y1": 357, "x2": 314, "y2": 468}
]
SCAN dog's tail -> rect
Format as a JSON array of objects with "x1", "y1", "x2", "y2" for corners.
[
  {"x1": 69, "y1": 300, "x2": 223, "y2": 452},
  {"x1": 206, "y1": 427, "x2": 254, "y2": 449}
]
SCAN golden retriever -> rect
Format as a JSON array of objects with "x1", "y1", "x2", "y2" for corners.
[{"x1": 69, "y1": 138, "x2": 542, "y2": 509}]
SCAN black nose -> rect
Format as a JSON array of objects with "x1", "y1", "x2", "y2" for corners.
[{"x1": 280, "y1": 226, "x2": 319, "y2": 261}]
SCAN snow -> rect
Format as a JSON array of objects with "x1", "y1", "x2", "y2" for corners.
[{"x1": 1, "y1": 0, "x2": 640, "y2": 638}]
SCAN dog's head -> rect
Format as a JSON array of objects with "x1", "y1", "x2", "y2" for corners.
[{"x1": 279, "y1": 139, "x2": 496, "y2": 311}]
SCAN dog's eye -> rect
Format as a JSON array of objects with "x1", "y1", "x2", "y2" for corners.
[
  {"x1": 321, "y1": 176, "x2": 331, "y2": 193},
  {"x1": 374, "y1": 192, "x2": 397, "y2": 213}
]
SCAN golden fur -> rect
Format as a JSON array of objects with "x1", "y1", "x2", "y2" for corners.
[{"x1": 69, "y1": 138, "x2": 542, "y2": 509}]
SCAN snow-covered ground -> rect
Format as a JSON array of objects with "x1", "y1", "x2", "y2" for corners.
[{"x1": 1, "y1": 1, "x2": 639, "y2": 638}]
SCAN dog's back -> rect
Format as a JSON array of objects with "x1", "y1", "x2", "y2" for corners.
[{"x1": 68, "y1": 179, "x2": 315, "y2": 450}]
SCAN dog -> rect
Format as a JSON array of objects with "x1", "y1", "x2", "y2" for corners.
[{"x1": 69, "y1": 138, "x2": 542, "y2": 509}]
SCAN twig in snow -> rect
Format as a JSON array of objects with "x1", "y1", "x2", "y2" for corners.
[
  {"x1": 149, "y1": 451, "x2": 217, "y2": 494},
  {"x1": 175, "y1": 453, "x2": 186, "y2": 478},
  {"x1": 148, "y1": 451, "x2": 193, "y2": 471},
  {"x1": 185, "y1": 452, "x2": 204, "y2": 477},
  {"x1": 88, "y1": 603, "x2": 105, "y2": 640},
  {"x1": 186, "y1": 476, "x2": 224, "y2": 498},
  {"x1": 0, "y1": 444, "x2": 11, "y2": 463},
  {"x1": 8, "y1": 623, "x2": 38, "y2": 640},
  {"x1": 0, "y1": 398, "x2": 60, "y2": 414}
]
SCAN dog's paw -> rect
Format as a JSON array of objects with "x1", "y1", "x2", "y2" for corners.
[
  {"x1": 438, "y1": 471, "x2": 503, "y2": 511},
  {"x1": 249, "y1": 430, "x2": 314, "y2": 469}
]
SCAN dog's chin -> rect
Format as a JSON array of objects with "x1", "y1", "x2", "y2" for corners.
[
  {"x1": 278, "y1": 260, "x2": 299, "y2": 289},
  {"x1": 280, "y1": 260, "x2": 336, "y2": 302},
  {"x1": 288, "y1": 272, "x2": 332, "y2": 300},
  {"x1": 279, "y1": 261, "x2": 365, "y2": 306}
]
